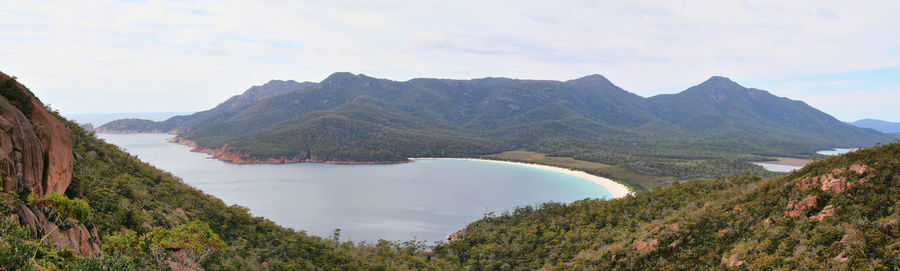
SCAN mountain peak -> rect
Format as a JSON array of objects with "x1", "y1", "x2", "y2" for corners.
[
  {"x1": 699, "y1": 75, "x2": 740, "y2": 87},
  {"x1": 263, "y1": 79, "x2": 298, "y2": 85},
  {"x1": 566, "y1": 74, "x2": 620, "y2": 90},
  {"x1": 321, "y1": 72, "x2": 379, "y2": 86},
  {"x1": 570, "y1": 74, "x2": 612, "y2": 83},
  {"x1": 682, "y1": 75, "x2": 749, "y2": 96}
]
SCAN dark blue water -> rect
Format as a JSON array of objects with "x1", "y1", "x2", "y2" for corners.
[{"x1": 98, "y1": 133, "x2": 611, "y2": 243}]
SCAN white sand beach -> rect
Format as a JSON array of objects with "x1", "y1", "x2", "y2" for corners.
[{"x1": 411, "y1": 158, "x2": 633, "y2": 199}]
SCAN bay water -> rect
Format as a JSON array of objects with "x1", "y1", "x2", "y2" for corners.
[{"x1": 97, "y1": 133, "x2": 611, "y2": 243}]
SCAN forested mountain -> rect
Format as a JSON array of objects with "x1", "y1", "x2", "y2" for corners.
[
  {"x1": 849, "y1": 118, "x2": 900, "y2": 133},
  {"x1": 640, "y1": 76, "x2": 890, "y2": 154},
  {"x1": 4, "y1": 71, "x2": 899, "y2": 270},
  {"x1": 96, "y1": 80, "x2": 316, "y2": 133},
  {"x1": 98, "y1": 73, "x2": 892, "y2": 179}
]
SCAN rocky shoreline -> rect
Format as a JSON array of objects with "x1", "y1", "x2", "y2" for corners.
[{"x1": 166, "y1": 137, "x2": 411, "y2": 165}]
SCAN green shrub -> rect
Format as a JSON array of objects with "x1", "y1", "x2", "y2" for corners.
[
  {"x1": 0, "y1": 76, "x2": 33, "y2": 117},
  {"x1": 104, "y1": 221, "x2": 226, "y2": 268},
  {"x1": 28, "y1": 192, "x2": 92, "y2": 222},
  {"x1": 0, "y1": 218, "x2": 40, "y2": 270}
]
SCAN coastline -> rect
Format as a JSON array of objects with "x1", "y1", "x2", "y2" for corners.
[
  {"x1": 105, "y1": 132, "x2": 632, "y2": 198},
  {"x1": 412, "y1": 158, "x2": 633, "y2": 199},
  {"x1": 165, "y1": 136, "x2": 411, "y2": 164}
]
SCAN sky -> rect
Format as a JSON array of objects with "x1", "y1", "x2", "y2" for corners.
[{"x1": 0, "y1": 0, "x2": 898, "y2": 122}]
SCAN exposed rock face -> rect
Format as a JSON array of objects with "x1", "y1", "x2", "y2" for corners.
[
  {"x1": 721, "y1": 253, "x2": 744, "y2": 267},
  {"x1": 786, "y1": 195, "x2": 818, "y2": 217},
  {"x1": 0, "y1": 72, "x2": 73, "y2": 196},
  {"x1": 165, "y1": 251, "x2": 205, "y2": 271},
  {"x1": 633, "y1": 238, "x2": 658, "y2": 252},
  {"x1": 810, "y1": 205, "x2": 835, "y2": 221},
  {"x1": 795, "y1": 163, "x2": 871, "y2": 195},
  {"x1": 0, "y1": 71, "x2": 99, "y2": 257}
]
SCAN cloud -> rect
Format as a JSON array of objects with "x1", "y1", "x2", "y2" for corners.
[{"x1": 0, "y1": 0, "x2": 897, "y2": 122}]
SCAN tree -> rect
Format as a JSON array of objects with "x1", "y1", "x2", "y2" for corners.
[{"x1": 104, "y1": 221, "x2": 226, "y2": 268}]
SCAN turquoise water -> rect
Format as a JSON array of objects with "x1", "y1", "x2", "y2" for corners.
[
  {"x1": 97, "y1": 133, "x2": 611, "y2": 243},
  {"x1": 753, "y1": 163, "x2": 801, "y2": 172},
  {"x1": 817, "y1": 148, "x2": 856, "y2": 156}
]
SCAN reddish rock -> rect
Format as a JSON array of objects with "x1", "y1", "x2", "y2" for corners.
[
  {"x1": 30, "y1": 103, "x2": 74, "y2": 195},
  {"x1": 57, "y1": 220, "x2": 101, "y2": 257},
  {"x1": 667, "y1": 240, "x2": 681, "y2": 248},
  {"x1": 810, "y1": 205, "x2": 835, "y2": 221},
  {"x1": 834, "y1": 251, "x2": 849, "y2": 262},
  {"x1": 0, "y1": 71, "x2": 99, "y2": 257},
  {"x1": 796, "y1": 176, "x2": 818, "y2": 189},
  {"x1": 849, "y1": 163, "x2": 868, "y2": 174},
  {"x1": 797, "y1": 164, "x2": 869, "y2": 193},
  {"x1": 886, "y1": 218, "x2": 899, "y2": 228},
  {"x1": 633, "y1": 238, "x2": 658, "y2": 252},
  {"x1": 718, "y1": 228, "x2": 733, "y2": 236},
  {"x1": 840, "y1": 233, "x2": 855, "y2": 247},
  {"x1": 13, "y1": 205, "x2": 101, "y2": 257},
  {"x1": 721, "y1": 253, "x2": 744, "y2": 267},
  {"x1": 165, "y1": 250, "x2": 205, "y2": 271},
  {"x1": 820, "y1": 174, "x2": 849, "y2": 194},
  {"x1": 0, "y1": 72, "x2": 73, "y2": 196},
  {"x1": 786, "y1": 195, "x2": 818, "y2": 217}
]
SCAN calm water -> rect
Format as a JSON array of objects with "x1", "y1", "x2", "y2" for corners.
[
  {"x1": 817, "y1": 148, "x2": 856, "y2": 156},
  {"x1": 753, "y1": 163, "x2": 800, "y2": 172},
  {"x1": 98, "y1": 133, "x2": 611, "y2": 243},
  {"x1": 756, "y1": 148, "x2": 859, "y2": 172}
]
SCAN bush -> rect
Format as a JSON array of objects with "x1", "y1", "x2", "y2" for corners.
[
  {"x1": 0, "y1": 76, "x2": 33, "y2": 117},
  {"x1": 28, "y1": 192, "x2": 92, "y2": 222},
  {"x1": 104, "y1": 221, "x2": 226, "y2": 268}
]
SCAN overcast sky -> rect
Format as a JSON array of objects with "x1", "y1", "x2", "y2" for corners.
[{"x1": 1, "y1": 0, "x2": 898, "y2": 121}]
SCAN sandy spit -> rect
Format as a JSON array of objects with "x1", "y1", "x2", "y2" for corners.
[{"x1": 411, "y1": 158, "x2": 632, "y2": 199}]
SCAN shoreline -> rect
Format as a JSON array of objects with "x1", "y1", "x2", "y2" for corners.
[
  {"x1": 412, "y1": 158, "x2": 633, "y2": 199},
  {"x1": 166, "y1": 136, "x2": 410, "y2": 165},
  {"x1": 103, "y1": 133, "x2": 630, "y2": 198}
]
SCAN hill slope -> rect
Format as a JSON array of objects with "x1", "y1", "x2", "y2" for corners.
[
  {"x1": 641, "y1": 76, "x2": 887, "y2": 154},
  {"x1": 849, "y1": 118, "x2": 900, "y2": 134},
  {"x1": 430, "y1": 141, "x2": 900, "y2": 270}
]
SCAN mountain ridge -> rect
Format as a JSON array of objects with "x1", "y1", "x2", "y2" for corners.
[
  {"x1": 98, "y1": 73, "x2": 893, "y2": 178},
  {"x1": 849, "y1": 118, "x2": 900, "y2": 134}
]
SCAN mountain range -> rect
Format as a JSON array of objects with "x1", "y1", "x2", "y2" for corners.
[
  {"x1": 849, "y1": 118, "x2": 900, "y2": 134},
  {"x1": 98, "y1": 73, "x2": 895, "y2": 173}
]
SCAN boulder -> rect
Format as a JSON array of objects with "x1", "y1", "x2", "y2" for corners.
[{"x1": 0, "y1": 71, "x2": 98, "y2": 257}]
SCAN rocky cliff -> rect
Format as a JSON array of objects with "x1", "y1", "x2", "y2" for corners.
[{"x1": 0, "y1": 71, "x2": 100, "y2": 257}]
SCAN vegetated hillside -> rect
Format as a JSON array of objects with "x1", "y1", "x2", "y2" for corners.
[
  {"x1": 99, "y1": 73, "x2": 892, "y2": 182},
  {"x1": 849, "y1": 118, "x2": 900, "y2": 134},
  {"x1": 641, "y1": 76, "x2": 888, "y2": 154},
  {"x1": 431, "y1": 141, "x2": 900, "y2": 270}
]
